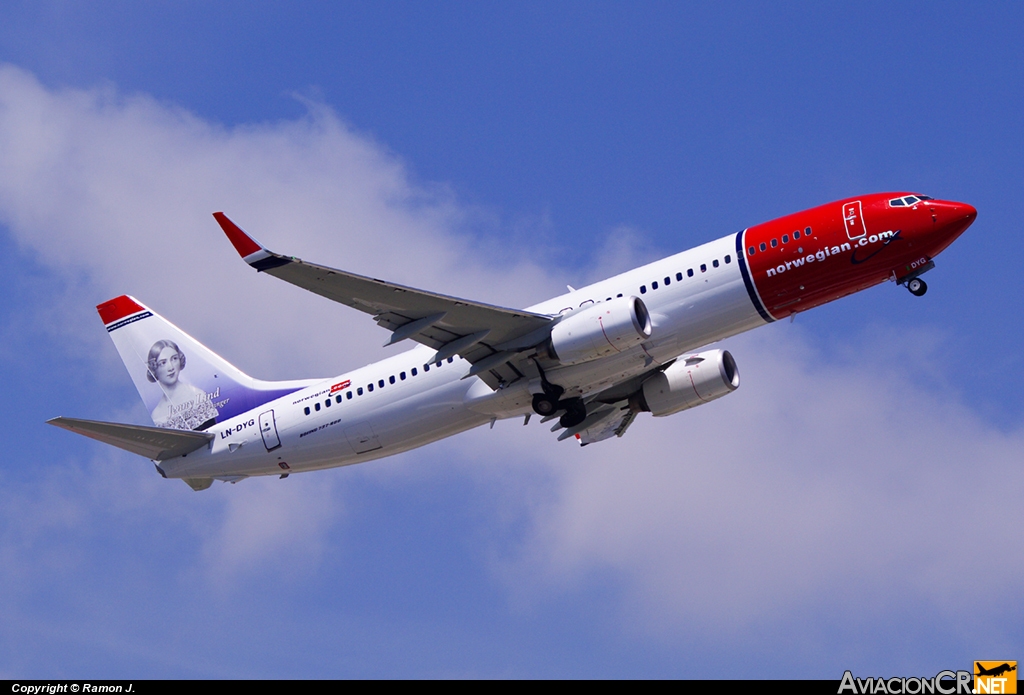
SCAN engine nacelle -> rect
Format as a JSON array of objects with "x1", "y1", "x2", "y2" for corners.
[
  {"x1": 548, "y1": 296, "x2": 652, "y2": 366},
  {"x1": 629, "y1": 349, "x2": 739, "y2": 417}
]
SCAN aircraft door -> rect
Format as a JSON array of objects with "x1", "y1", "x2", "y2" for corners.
[
  {"x1": 842, "y1": 201, "x2": 867, "y2": 240},
  {"x1": 259, "y1": 410, "x2": 282, "y2": 452}
]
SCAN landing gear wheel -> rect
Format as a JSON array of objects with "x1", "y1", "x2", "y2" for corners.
[
  {"x1": 532, "y1": 393, "x2": 557, "y2": 416},
  {"x1": 907, "y1": 278, "x2": 927, "y2": 297},
  {"x1": 559, "y1": 399, "x2": 587, "y2": 429}
]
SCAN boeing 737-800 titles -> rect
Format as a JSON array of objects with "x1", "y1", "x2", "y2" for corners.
[{"x1": 49, "y1": 193, "x2": 976, "y2": 490}]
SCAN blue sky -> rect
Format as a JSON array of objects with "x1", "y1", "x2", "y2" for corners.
[{"x1": 1, "y1": 2, "x2": 1021, "y2": 678}]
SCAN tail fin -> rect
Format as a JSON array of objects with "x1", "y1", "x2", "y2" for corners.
[{"x1": 97, "y1": 296, "x2": 318, "y2": 431}]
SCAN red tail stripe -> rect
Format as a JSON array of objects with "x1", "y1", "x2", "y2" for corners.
[{"x1": 97, "y1": 295, "x2": 146, "y2": 325}]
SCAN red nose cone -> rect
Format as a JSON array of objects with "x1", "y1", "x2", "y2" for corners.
[
  {"x1": 929, "y1": 199, "x2": 976, "y2": 251},
  {"x1": 935, "y1": 200, "x2": 977, "y2": 226}
]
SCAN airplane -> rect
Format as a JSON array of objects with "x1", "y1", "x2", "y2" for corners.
[
  {"x1": 48, "y1": 192, "x2": 977, "y2": 491},
  {"x1": 975, "y1": 663, "x2": 1016, "y2": 678}
]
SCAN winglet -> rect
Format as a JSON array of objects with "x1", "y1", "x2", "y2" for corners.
[
  {"x1": 214, "y1": 212, "x2": 263, "y2": 258},
  {"x1": 213, "y1": 213, "x2": 292, "y2": 271}
]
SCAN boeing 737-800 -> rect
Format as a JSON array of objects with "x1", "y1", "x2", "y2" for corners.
[{"x1": 49, "y1": 193, "x2": 976, "y2": 490}]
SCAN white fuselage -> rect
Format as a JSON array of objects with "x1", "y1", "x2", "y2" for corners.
[{"x1": 159, "y1": 233, "x2": 764, "y2": 481}]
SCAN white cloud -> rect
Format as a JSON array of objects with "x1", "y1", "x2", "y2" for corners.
[{"x1": 198, "y1": 474, "x2": 342, "y2": 584}]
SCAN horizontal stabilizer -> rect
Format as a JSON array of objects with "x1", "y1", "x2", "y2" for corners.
[{"x1": 48, "y1": 416, "x2": 214, "y2": 461}]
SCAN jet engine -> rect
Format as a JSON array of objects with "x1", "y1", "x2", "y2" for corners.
[
  {"x1": 547, "y1": 296, "x2": 652, "y2": 366},
  {"x1": 628, "y1": 349, "x2": 739, "y2": 416}
]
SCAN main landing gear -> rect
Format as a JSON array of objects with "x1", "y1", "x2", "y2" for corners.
[
  {"x1": 907, "y1": 278, "x2": 928, "y2": 297},
  {"x1": 532, "y1": 394, "x2": 588, "y2": 428},
  {"x1": 530, "y1": 360, "x2": 588, "y2": 429},
  {"x1": 532, "y1": 393, "x2": 558, "y2": 416}
]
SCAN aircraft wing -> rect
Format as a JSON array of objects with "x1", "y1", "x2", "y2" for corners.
[
  {"x1": 47, "y1": 417, "x2": 214, "y2": 460},
  {"x1": 215, "y1": 214, "x2": 554, "y2": 387}
]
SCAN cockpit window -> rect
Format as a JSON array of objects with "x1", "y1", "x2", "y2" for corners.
[{"x1": 890, "y1": 194, "x2": 932, "y2": 207}]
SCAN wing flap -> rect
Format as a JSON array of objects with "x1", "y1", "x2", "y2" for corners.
[
  {"x1": 577, "y1": 409, "x2": 637, "y2": 445},
  {"x1": 48, "y1": 417, "x2": 214, "y2": 461}
]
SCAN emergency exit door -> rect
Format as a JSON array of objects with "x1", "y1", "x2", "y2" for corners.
[{"x1": 259, "y1": 410, "x2": 281, "y2": 452}]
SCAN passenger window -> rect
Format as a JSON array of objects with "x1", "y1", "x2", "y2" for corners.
[
  {"x1": 804, "y1": 227, "x2": 811, "y2": 235},
  {"x1": 325, "y1": 399, "x2": 331, "y2": 407},
  {"x1": 368, "y1": 383, "x2": 374, "y2": 392},
  {"x1": 447, "y1": 357, "x2": 454, "y2": 363},
  {"x1": 793, "y1": 230, "x2": 800, "y2": 239},
  {"x1": 700, "y1": 263, "x2": 707, "y2": 272},
  {"x1": 664, "y1": 276, "x2": 671, "y2": 285},
  {"x1": 687, "y1": 269, "x2": 694, "y2": 277},
  {"x1": 725, "y1": 255, "x2": 731, "y2": 264},
  {"x1": 304, "y1": 407, "x2": 310, "y2": 415},
  {"x1": 336, "y1": 395, "x2": 342, "y2": 403},
  {"x1": 676, "y1": 272, "x2": 683, "y2": 281},
  {"x1": 771, "y1": 239, "x2": 778, "y2": 248},
  {"x1": 713, "y1": 259, "x2": 719, "y2": 268},
  {"x1": 424, "y1": 364, "x2": 430, "y2": 372},
  {"x1": 652, "y1": 281, "x2": 658, "y2": 290},
  {"x1": 782, "y1": 234, "x2": 789, "y2": 243},
  {"x1": 759, "y1": 242, "x2": 767, "y2": 252},
  {"x1": 640, "y1": 285, "x2": 647, "y2": 294},
  {"x1": 412, "y1": 368, "x2": 418, "y2": 376},
  {"x1": 436, "y1": 361, "x2": 442, "y2": 368},
  {"x1": 315, "y1": 402, "x2": 321, "y2": 411},
  {"x1": 346, "y1": 391, "x2": 353, "y2": 400},
  {"x1": 357, "y1": 387, "x2": 363, "y2": 395},
  {"x1": 748, "y1": 246, "x2": 756, "y2": 255}
]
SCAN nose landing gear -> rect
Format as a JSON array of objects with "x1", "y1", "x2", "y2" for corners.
[
  {"x1": 907, "y1": 278, "x2": 928, "y2": 297},
  {"x1": 898, "y1": 259, "x2": 935, "y2": 298}
]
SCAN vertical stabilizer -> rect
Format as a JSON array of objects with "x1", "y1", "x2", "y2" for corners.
[{"x1": 97, "y1": 296, "x2": 318, "y2": 431}]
